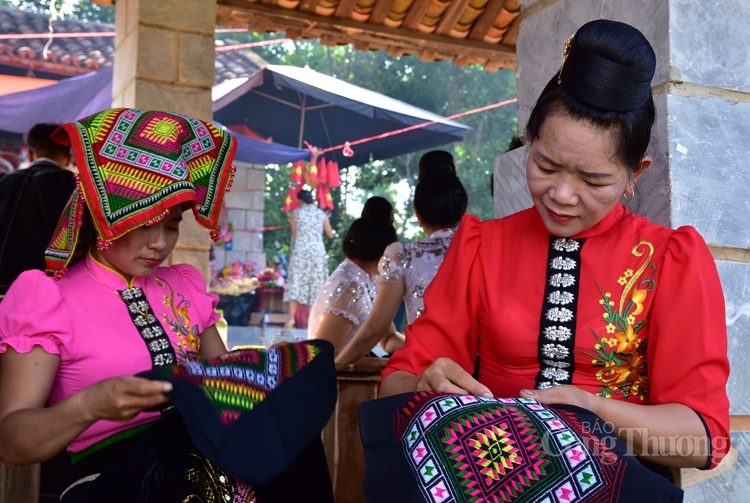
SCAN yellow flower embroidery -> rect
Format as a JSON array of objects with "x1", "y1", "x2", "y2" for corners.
[{"x1": 582, "y1": 241, "x2": 656, "y2": 401}]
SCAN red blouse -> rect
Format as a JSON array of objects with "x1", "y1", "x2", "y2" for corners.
[{"x1": 384, "y1": 203, "x2": 730, "y2": 469}]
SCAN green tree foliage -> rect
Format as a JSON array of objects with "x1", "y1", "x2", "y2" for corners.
[
  {"x1": 0, "y1": 0, "x2": 114, "y2": 23},
  {"x1": 235, "y1": 34, "x2": 518, "y2": 270}
]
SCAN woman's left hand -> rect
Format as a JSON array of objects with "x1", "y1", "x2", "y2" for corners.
[{"x1": 520, "y1": 385, "x2": 599, "y2": 415}]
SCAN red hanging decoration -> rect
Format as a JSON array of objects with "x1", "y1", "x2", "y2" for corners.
[
  {"x1": 290, "y1": 160, "x2": 306, "y2": 184},
  {"x1": 306, "y1": 159, "x2": 320, "y2": 188},
  {"x1": 283, "y1": 185, "x2": 301, "y2": 212},
  {"x1": 318, "y1": 156, "x2": 327, "y2": 186},
  {"x1": 327, "y1": 160, "x2": 341, "y2": 188}
]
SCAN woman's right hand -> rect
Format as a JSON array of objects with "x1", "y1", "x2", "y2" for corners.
[
  {"x1": 417, "y1": 358, "x2": 493, "y2": 397},
  {"x1": 79, "y1": 376, "x2": 172, "y2": 423}
]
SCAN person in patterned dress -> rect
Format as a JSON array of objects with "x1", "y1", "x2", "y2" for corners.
[
  {"x1": 0, "y1": 109, "x2": 333, "y2": 502},
  {"x1": 308, "y1": 197, "x2": 400, "y2": 355},
  {"x1": 335, "y1": 151, "x2": 468, "y2": 364},
  {"x1": 380, "y1": 19, "x2": 730, "y2": 475},
  {"x1": 283, "y1": 189, "x2": 333, "y2": 328}
]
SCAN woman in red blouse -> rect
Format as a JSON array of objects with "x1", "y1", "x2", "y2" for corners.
[{"x1": 380, "y1": 19, "x2": 730, "y2": 472}]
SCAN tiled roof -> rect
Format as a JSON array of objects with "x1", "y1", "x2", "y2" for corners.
[
  {"x1": 216, "y1": 0, "x2": 520, "y2": 71},
  {"x1": 0, "y1": 8, "x2": 266, "y2": 83}
]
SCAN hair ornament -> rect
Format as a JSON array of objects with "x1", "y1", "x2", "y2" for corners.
[
  {"x1": 145, "y1": 208, "x2": 170, "y2": 227},
  {"x1": 96, "y1": 238, "x2": 113, "y2": 251},
  {"x1": 558, "y1": 34, "x2": 575, "y2": 85}
]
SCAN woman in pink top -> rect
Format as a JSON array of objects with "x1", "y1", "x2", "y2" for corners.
[{"x1": 0, "y1": 109, "x2": 258, "y2": 502}]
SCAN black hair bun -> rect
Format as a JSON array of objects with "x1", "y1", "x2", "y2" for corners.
[
  {"x1": 361, "y1": 196, "x2": 394, "y2": 228},
  {"x1": 418, "y1": 150, "x2": 457, "y2": 182},
  {"x1": 297, "y1": 189, "x2": 314, "y2": 205},
  {"x1": 560, "y1": 19, "x2": 656, "y2": 112}
]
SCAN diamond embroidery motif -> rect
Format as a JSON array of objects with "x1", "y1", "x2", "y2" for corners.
[
  {"x1": 564, "y1": 447, "x2": 587, "y2": 469},
  {"x1": 549, "y1": 273, "x2": 576, "y2": 288},
  {"x1": 555, "y1": 481, "x2": 578, "y2": 502},
  {"x1": 399, "y1": 395, "x2": 610, "y2": 503},
  {"x1": 420, "y1": 458, "x2": 440, "y2": 484},
  {"x1": 428, "y1": 480, "x2": 451, "y2": 503},
  {"x1": 575, "y1": 464, "x2": 599, "y2": 493},
  {"x1": 468, "y1": 424, "x2": 521, "y2": 484},
  {"x1": 412, "y1": 440, "x2": 428, "y2": 464},
  {"x1": 420, "y1": 407, "x2": 439, "y2": 428}
]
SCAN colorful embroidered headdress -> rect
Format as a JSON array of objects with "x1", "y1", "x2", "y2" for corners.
[{"x1": 44, "y1": 108, "x2": 237, "y2": 278}]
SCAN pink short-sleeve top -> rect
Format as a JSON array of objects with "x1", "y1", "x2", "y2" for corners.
[{"x1": 0, "y1": 253, "x2": 220, "y2": 453}]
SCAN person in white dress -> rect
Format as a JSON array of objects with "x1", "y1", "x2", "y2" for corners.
[
  {"x1": 283, "y1": 190, "x2": 334, "y2": 328},
  {"x1": 335, "y1": 151, "x2": 468, "y2": 364},
  {"x1": 308, "y1": 197, "x2": 400, "y2": 355}
]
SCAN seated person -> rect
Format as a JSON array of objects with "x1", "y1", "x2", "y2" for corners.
[
  {"x1": 336, "y1": 151, "x2": 468, "y2": 364},
  {"x1": 0, "y1": 109, "x2": 332, "y2": 502},
  {"x1": 380, "y1": 19, "x2": 730, "y2": 475},
  {"x1": 308, "y1": 197, "x2": 401, "y2": 356}
]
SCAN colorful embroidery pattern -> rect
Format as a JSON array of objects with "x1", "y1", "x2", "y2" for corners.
[
  {"x1": 398, "y1": 394, "x2": 622, "y2": 503},
  {"x1": 148, "y1": 342, "x2": 322, "y2": 426},
  {"x1": 44, "y1": 108, "x2": 237, "y2": 276},
  {"x1": 155, "y1": 277, "x2": 200, "y2": 362},
  {"x1": 583, "y1": 241, "x2": 656, "y2": 400}
]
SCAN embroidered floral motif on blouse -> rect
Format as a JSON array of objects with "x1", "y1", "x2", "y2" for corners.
[
  {"x1": 155, "y1": 277, "x2": 200, "y2": 362},
  {"x1": 582, "y1": 241, "x2": 656, "y2": 400}
]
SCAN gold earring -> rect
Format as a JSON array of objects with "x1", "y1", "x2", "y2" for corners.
[{"x1": 623, "y1": 188, "x2": 635, "y2": 201}]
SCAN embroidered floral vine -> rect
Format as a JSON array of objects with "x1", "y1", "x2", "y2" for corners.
[
  {"x1": 582, "y1": 241, "x2": 656, "y2": 400},
  {"x1": 155, "y1": 277, "x2": 200, "y2": 362}
]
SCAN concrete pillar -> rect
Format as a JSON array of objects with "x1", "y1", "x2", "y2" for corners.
[
  {"x1": 214, "y1": 161, "x2": 267, "y2": 271},
  {"x1": 112, "y1": 0, "x2": 217, "y2": 280},
  {"x1": 494, "y1": 1, "x2": 750, "y2": 497}
]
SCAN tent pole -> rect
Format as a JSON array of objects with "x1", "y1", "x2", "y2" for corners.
[{"x1": 298, "y1": 94, "x2": 306, "y2": 149}]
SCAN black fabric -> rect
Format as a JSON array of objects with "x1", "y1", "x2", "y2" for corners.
[
  {"x1": 559, "y1": 19, "x2": 656, "y2": 112},
  {"x1": 138, "y1": 340, "x2": 338, "y2": 488},
  {"x1": 117, "y1": 286, "x2": 177, "y2": 367},
  {"x1": 534, "y1": 237, "x2": 585, "y2": 388},
  {"x1": 359, "y1": 392, "x2": 684, "y2": 503},
  {"x1": 60, "y1": 412, "x2": 333, "y2": 503},
  {"x1": 0, "y1": 160, "x2": 76, "y2": 294}
]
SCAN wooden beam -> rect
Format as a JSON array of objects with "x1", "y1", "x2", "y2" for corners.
[
  {"x1": 386, "y1": 45, "x2": 406, "y2": 57},
  {"x1": 500, "y1": 12, "x2": 521, "y2": 45},
  {"x1": 454, "y1": 54, "x2": 476, "y2": 66},
  {"x1": 468, "y1": 0, "x2": 506, "y2": 41},
  {"x1": 217, "y1": 0, "x2": 517, "y2": 62},
  {"x1": 353, "y1": 40, "x2": 371, "y2": 50},
  {"x1": 298, "y1": 0, "x2": 321, "y2": 11},
  {"x1": 320, "y1": 34, "x2": 339, "y2": 45},
  {"x1": 369, "y1": 0, "x2": 398, "y2": 25},
  {"x1": 334, "y1": 0, "x2": 360, "y2": 19},
  {"x1": 286, "y1": 28, "x2": 304, "y2": 39},
  {"x1": 418, "y1": 49, "x2": 437, "y2": 62},
  {"x1": 435, "y1": 0, "x2": 472, "y2": 36},
  {"x1": 402, "y1": 0, "x2": 433, "y2": 30}
]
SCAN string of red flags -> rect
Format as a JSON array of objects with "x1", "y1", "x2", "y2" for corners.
[{"x1": 283, "y1": 158, "x2": 342, "y2": 213}]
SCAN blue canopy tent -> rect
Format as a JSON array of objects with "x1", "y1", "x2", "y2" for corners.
[
  {"x1": 212, "y1": 65, "x2": 470, "y2": 167},
  {"x1": 0, "y1": 68, "x2": 310, "y2": 166}
]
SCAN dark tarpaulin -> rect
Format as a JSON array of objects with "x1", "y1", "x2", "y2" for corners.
[
  {"x1": 0, "y1": 67, "x2": 113, "y2": 134},
  {"x1": 0, "y1": 68, "x2": 310, "y2": 166},
  {"x1": 212, "y1": 65, "x2": 470, "y2": 167}
]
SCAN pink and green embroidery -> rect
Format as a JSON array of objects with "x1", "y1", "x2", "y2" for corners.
[{"x1": 156, "y1": 277, "x2": 200, "y2": 362}]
